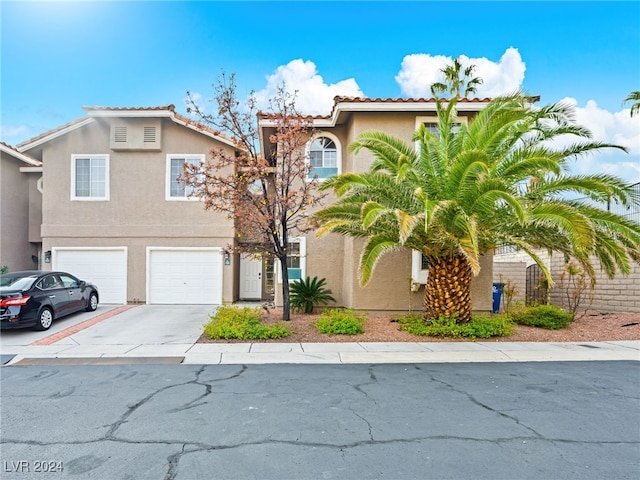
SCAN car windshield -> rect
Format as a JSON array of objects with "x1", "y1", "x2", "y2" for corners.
[{"x1": 0, "y1": 274, "x2": 38, "y2": 290}]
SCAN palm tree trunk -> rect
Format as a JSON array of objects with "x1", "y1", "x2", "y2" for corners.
[{"x1": 423, "y1": 254, "x2": 473, "y2": 323}]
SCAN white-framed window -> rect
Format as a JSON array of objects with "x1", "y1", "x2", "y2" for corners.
[
  {"x1": 278, "y1": 237, "x2": 306, "y2": 283},
  {"x1": 411, "y1": 250, "x2": 429, "y2": 285},
  {"x1": 415, "y1": 116, "x2": 465, "y2": 140},
  {"x1": 71, "y1": 155, "x2": 109, "y2": 201},
  {"x1": 166, "y1": 154, "x2": 204, "y2": 201},
  {"x1": 306, "y1": 133, "x2": 341, "y2": 180}
]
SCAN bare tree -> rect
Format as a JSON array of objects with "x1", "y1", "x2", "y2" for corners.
[{"x1": 184, "y1": 74, "x2": 326, "y2": 320}]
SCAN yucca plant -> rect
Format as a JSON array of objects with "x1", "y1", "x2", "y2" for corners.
[{"x1": 290, "y1": 276, "x2": 336, "y2": 313}]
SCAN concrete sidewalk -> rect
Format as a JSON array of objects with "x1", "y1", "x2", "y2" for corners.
[
  {"x1": 1, "y1": 304, "x2": 639, "y2": 365},
  {"x1": 3, "y1": 339, "x2": 639, "y2": 366}
]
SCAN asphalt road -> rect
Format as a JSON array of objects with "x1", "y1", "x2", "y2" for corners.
[{"x1": 1, "y1": 361, "x2": 638, "y2": 480}]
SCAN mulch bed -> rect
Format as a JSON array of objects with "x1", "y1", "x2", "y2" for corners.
[{"x1": 196, "y1": 309, "x2": 640, "y2": 344}]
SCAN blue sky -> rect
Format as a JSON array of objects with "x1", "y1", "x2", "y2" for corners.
[{"x1": 2, "y1": 1, "x2": 639, "y2": 180}]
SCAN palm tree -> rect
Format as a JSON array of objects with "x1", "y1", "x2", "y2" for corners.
[
  {"x1": 430, "y1": 58, "x2": 483, "y2": 99},
  {"x1": 624, "y1": 91, "x2": 640, "y2": 117},
  {"x1": 315, "y1": 94, "x2": 640, "y2": 323}
]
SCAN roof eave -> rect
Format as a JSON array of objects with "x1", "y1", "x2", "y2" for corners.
[
  {"x1": 17, "y1": 117, "x2": 95, "y2": 152},
  {"x1": 19, "y1": 166, "x2": 43, "y2": 173},
  {"x1": 170, "y1": 114, "x2": 238, "y2": 148},
  {"x1": 84, "y1": 109, "x2": 174, "y2": 118},
  {"x1": 0, "y1": 142, "x2": 43, "y2": 166}
]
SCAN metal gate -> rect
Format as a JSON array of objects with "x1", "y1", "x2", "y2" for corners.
[{"x1": 526, "y1": 264, "x2": 547, "y2": 305}]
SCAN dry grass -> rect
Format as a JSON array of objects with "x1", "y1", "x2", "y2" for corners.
[{"x1": 197, "y1": 309, "x2": 640, "y2": 344}]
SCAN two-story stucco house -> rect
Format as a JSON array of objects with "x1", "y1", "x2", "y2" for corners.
[
  {"x1": 3, "y1": 98, "x2": 494, "y2": 312},
  {"x1": 13, "y1": 105, "x2": 239, "y2": 305},
  {"x1": 0, "y1": 142, "x2": 43, "y2": 272},
  {"x1": 258, "y1": 97, "x2": 494, "y2": 313}
]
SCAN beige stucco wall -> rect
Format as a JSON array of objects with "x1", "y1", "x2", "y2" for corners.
[
  {"x1": 25, "y1": 117, "x2": 237, "y2": 303},
  {"x1": 0, "y1": 153, "x2": 41, "y2": 271},
  {"x1": 264, "y1": 107, "x2": 493, "y2": 314},
  {"x1": 295, "y1": 110, "x2": 494, "y2": 314}
]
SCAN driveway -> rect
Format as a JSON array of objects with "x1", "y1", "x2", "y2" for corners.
[
  {"x1": 0, "y1": 305, "x2": 217, "y2": 363},
  {"x1": 61, "y1": 304, "x2": 216, "y2": 345},
  {"x1": 0, "y1": 305, "x2": 121, "y2": 347}
]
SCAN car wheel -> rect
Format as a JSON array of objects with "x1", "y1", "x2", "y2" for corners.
[
  {"x1": 34, "y1": 307, "x2": 54, "y2": 331},
  {"x1": 86, "y1": 292, "x2": 98, "y2": 312}
]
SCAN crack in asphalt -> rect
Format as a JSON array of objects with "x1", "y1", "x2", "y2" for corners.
[
  {"x1": 351, "y1": 366, "x2": 379, "y2": 402},
  {"x1": 104, "y1": 365, "x2": 247, "y2": 438},
  {"x1": 3, "y1": 363, "x2": 638, "y2": 479},
  {"x1": 423, "y1": 368, "x2": 545, "y2": 439}
]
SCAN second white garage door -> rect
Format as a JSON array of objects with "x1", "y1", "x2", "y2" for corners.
[{"x1": 147, "y1": 248, "x2": 223, "y2": 304}]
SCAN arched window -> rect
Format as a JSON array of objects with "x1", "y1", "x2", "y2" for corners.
[{"x1": 308, "y1": 135, "x2": 339, "y2": 180}]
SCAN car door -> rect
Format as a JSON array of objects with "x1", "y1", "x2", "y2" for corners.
[
  {"x1": 35, "y1": 274, "x2": 70, "y2": 318},
  {"x1": 59, "y1": 273, "x2": 85, "y2": 312}
]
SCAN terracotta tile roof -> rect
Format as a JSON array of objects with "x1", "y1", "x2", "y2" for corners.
[
  {"x1": 332, "y1": 96, "x2": 494, "y2": 104},
  {"x1": 331, "y1": 95, "x2": 540, "y2": 104},
  {"x1": 326, "y1": 96, "x2": 495, "y2": 119},
  {"x1": 258, "y1": 96, "x2": 498, "y2": 122},
  {"x1": 0, "y1": 141, "x2": 42, "y2": 166},
  {"x1": 17, "y1": 104, "x2": 238, "y2": 150},
  {"x1": 81, "y1": 104, "x2": 176, "y2": 112},
  {"x1": 172, "y1": 112, "x2": 238, "y2": 147}
]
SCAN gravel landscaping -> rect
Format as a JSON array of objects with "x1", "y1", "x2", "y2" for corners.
[{"x1": 197, "y1": 309, "x2": 640, "y2": 343}]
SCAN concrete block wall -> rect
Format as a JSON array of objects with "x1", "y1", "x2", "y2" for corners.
[
  {"x1": 548, "y1": 255, "x2": 640, "y2": 314},
  {"x1": 493, "y1": 262, "x2": 527, "y2": 310}
]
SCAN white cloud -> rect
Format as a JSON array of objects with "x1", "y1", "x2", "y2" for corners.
[
  {"x1": 395, "y1": 47, "x2": 526, "y2": 98},
  {"x1": 254, "y1": 59, "x2": 364, "y2": 115},
  {"x1": 0, "y1": 124, "x2": 30, "y2": 143},
  {"x1": 545, "y1": 98, "x2": 640, "y2": 182}
]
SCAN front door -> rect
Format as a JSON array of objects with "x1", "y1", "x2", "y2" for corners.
[{"x1": 240, "y1": 255, "x2": 262, "y2": 300}]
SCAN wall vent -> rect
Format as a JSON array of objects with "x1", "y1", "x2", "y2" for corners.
[
  {"x1": 113, "y1": 126, "x2": 128, "y2": 143},
  {"x1": 143, "y1": 126, "x2": 157, "y2": 143},
  {"x1": 110, "y1": 120, "x2": 161, "y2": 150}
]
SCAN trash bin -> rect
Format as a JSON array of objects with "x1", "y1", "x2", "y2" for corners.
[{"x1": 492, "y1": 282, "x2": 504, "y2": 313}]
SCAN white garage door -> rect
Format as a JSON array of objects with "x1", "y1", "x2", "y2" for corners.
[
  {"x1": 53, "y1": 248, "x2": 127, "y2": 304},
  {"x1": 147, "y1": 248, "x2": 222, "y2": 304}
]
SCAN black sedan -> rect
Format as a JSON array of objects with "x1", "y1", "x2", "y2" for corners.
[{"x1": 0, "y1": 271, "x2": 99, "y2": 330}]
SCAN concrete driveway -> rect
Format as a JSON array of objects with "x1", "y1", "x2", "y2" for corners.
[
  {"x1": 0, "y1": 304, "x2": 217, "y2": 362},
  {"x1": 0, "y1": 304, "x2": 121, "y2": 347},
  {"x1": 63, "y1": 304, "x2": 216, "y2": 345}
]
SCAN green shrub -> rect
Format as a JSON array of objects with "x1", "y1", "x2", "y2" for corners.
[
  {"x1": 204, "y1": 306, "x2": 291, "y2": 340},
  {"x1": 396, "y1": 313, "x2": 513, "y2": 339},
  {"x1": 511, "y1": 304, "x2": 574, "y2": 330},
  {"x1": 290, "y1": 276, "x2": 336, "y2": 313},
  {"x1": 315, "y1": 309, "x2": 367, "y2": 335}
]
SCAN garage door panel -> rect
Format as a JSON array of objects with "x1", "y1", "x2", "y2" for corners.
[
  {"x1": 148, "y1": 249, "x2": 222, "y2": 304},
  {"x1": 53, "y1": 248, "x2": 127, "y2": 304}
]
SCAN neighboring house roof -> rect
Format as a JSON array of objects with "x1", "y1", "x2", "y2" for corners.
[
  {"x1": 16, "y1": 105, "x2": 237, "y2": 151},
  {"x1": 258, "y1": 95, "x2": 541, "y2": 127},
  {"x1": 0, "y1": 141, "x2": 42, "y2": 167}
]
